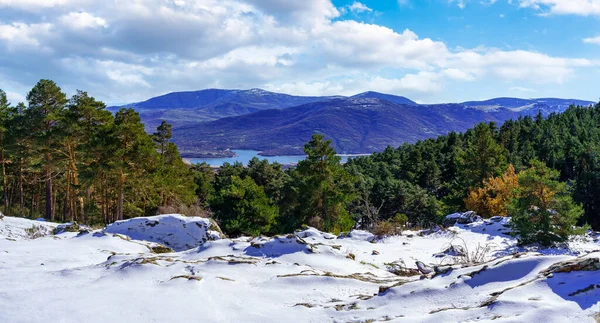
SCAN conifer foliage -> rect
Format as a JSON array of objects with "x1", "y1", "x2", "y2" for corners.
[{"x1": 0, "y1": 81, "x2": 196, "y2": 224}]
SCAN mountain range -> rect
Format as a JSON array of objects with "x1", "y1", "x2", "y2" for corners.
[{"x1": 109, "y1": 90, "x2": 595, "y2": 157}]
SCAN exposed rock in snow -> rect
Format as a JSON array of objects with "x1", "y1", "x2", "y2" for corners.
[
  {"x1": 105, "y1": 214, "x2": 221, "y2": 251},
  {"x1": 541, "y1": 256, "x2": 600, "y2": 275},
  {"x1": 443, "y1": 211, "x2": 482, "y2": 226},
  {"x1": 53, "y1": 222, "x2": 81, "y2": 235},
  {"x1": 416, "y1": 260, "x2": 433, "y2": 274},
  {"x1": 434, "y1": 244, "x2": 467, "y2": 258}
]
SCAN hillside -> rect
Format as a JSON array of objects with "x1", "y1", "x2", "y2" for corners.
[
  {"x1": 108, "y1": 90, "x2": 420, "y2": 130},
  {"x1": 108, "y1": 88, "x2": 343, "y2": 129},
  {"x1": 461, "y1": 97, "x2": 594, "y2": 113},
  {"x1": 1, "y1": 215, "x2": 598, "y2": 323},
  {"x1": 172, "y1": 97, "x2": 556, "y2": 155}
]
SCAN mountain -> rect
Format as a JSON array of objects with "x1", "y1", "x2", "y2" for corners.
[
  {"x1": 172, "y1": 97, "x2": 539, "y2": 156},
  {"x1": 351, "y1": 91, "x2": 417, "y2": 105},
  {"x1": 109, "y1": 88, "x2": 341, "y2": 129},
  {"x1": 461, "y1": 97, "x2": 594, "y2": 113},
  {"x1": 110, "y1": 88, "x2": 595, "y2": 156}
]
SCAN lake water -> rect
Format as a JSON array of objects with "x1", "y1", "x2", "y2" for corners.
[{"x1": 188, "y1": 150, "x2": 363, "y2": 167}]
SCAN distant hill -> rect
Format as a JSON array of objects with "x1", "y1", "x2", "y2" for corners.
[
  {"x1": 461, "y1": 97, "x2": 594, "y2": 113},
  {"x1": 110, "y1": 88, "x2": 595, "y2": 156},
  {"x1": 350, "y1": 91, "x2": 417, "y2": 105},
  {"x1": 108, "y1": 88, "x2": 341, "y2": 129},
  {"x1": 172, "y1": 97, "x2": 564, "y2": 155}
]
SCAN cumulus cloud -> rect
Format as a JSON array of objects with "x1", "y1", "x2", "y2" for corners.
[{"x1": 0, "y1": 0, "x2": 596, "y2": 104}]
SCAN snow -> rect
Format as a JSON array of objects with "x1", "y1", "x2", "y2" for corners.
[
  {"x1": 105, "y1": 214, "x2": 221, "y2": 251},
  {"x1": 0, "y1": 215, "x2": 598, "y2": 323}
]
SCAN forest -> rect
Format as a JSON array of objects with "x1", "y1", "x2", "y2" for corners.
[{"x1": 1, "y1": 80, "x2": 598, "y2": 245}]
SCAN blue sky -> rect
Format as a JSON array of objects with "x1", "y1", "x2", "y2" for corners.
[{"x1": 0, "y1": 0, "x2": 599, "y2": 104}]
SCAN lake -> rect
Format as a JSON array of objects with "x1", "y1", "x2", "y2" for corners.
[{"x1": 188, "y1": 150, "x2": 365, "y2": 167}]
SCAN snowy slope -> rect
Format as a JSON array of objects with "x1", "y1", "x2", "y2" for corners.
[{"x1": 0, "y1": 215, "x2": 598, "y2": 323}]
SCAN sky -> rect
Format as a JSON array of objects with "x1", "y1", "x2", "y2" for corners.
[{"x1": 0, "y1": 0, "x2": 599, "y2": 105}]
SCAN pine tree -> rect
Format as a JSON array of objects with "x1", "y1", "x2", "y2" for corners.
[
  {"x1": 295, "y1": 134, "x2": 356, "y2": 233},
  {"x1": 26, "y1": 80, "x2": 68, "y2": 220},
  {"x1": 459, "y1": 123, "x2": 508, "y2": 188},
  {"x1": 210, "y1": 175, "x2": 277, "y2": 237},
  {"x1": 508, "y1": 160, "x2": 583, "y2": 246}
]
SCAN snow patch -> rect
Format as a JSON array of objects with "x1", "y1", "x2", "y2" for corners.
[{"x1": 105, "y1": 214, "x2": 221, "y2": 251}]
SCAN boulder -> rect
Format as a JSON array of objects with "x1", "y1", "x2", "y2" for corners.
[
  {"x1": 442, "y1": 211, "x2": 481, "y2": 227},
  {"x1": 416, "y1": 261, "x2": 433, "y2": 275},
  {"x1": 386, "y1": 261, "x2": 421, "y2": 277},
  {"x1": 53, "y1": 222, "x2": 81, "y2": 235}
]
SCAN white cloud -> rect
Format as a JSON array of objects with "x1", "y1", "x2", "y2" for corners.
[
  {"x1": 583, "y1": 36, "x2": 600, "y2": 44},
  {"x1": 348, "y1": 1, "x2": 373, "y2": 13},
  {"x1": 517, "y1": 0, "x2": 600, "y2": 16},
  {"x1": 59, "y1": 12, "x2": 108, "y2": 29},
  {"x1": 0, "y1": 22, "x2": 53, "y2": 49},
  {"x1": 0, "y1": 0, "x2": 86, "y2": 10},
  {"x1": 509, "y1": 86, "x2": 537, "y2": 93},
  {"x1": 5, "y1": 91, "x2": 25, "y2": 103},
  {"x1": 449, "y1": 0, "x2": 467, "y2": 9}
]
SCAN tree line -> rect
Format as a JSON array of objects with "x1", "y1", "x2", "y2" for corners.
[{"x1": 0, "y1": 81, "x2": 196, "y2": 224}]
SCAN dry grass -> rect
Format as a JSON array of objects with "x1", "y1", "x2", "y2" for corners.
[
  {"x1": 372, "y1": 221, "x2": 397, "y2": 237},
  {"x1": 24, "y1": 225, "x2": 50, "y2": 239},
  {"x1": 439, "y1": 238, "x2": 497, "y2": 266}
]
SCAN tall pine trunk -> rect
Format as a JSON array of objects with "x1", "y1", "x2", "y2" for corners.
[
  {"x1": 117, "y1": 169, "x2": 124, "y2": 221},
  {"x1": 1, "y1": 147, "x2": 7, "y2": 212},
  {"x1": 18, "y1": 157, "x2": 23, "y2": 212}
]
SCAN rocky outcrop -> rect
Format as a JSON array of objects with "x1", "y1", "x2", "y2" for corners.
[
  {"x1": 442, "y1": 211, "x2": 482, "y2": 227},
  {"x1": 541, "y1": 257, "x2": 600, "y2": 276},
  {"x1": 52, "y1": 222, "x2": 81, "y2": 235}
]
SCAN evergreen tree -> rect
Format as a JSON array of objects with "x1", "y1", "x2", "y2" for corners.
[
  {"x1": 210, "y1": 176, "x2": 278, "y2": 237},
  {"x1": 295, "y1": 134, "x2": 356, "y2": 233},
  {"x1": 459, "y1": 123, "x2": 508, "y2": 188},
  {"x1": 508, "y1": 160, "x2": 583, "y2": 246},
  {"x1": 26, "y1": 80, "x2": 68, "y2": 220},
  {"x1": 111, "y1": 108, "x2": 156, "y2": 220}
]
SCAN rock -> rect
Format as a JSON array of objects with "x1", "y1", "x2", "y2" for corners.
[
  {"x1": 416, "y1": 261, "x2": 433, "y2": 275},
  {"x1": 76, "y1": 229, "x2": 91, "y2": 237},
  {"x1": 489, "y1": 216, "x2": 504, "y2": 222},
  {"x1": 541, "y1": 257, "x2": 600, "y2": 276},
  {"x1": 386, "y1": 261, "x2": 421, "y2": 277},
  {"x1": 433, "y1": 244, "x2": 466, "y2": 258},
  {"x1": 372, "y1": 250, "x2": 380, "y2": 255},
  {"x1": 442, "y1": 211, "x2": 481, "y2": 227},
  {"x1": 53, "y1": 222, "x2": 80, "y2": 235},
  {"x1": 149, "y1": 243, "x2": 175, "y2": 254},
  {"x1": 346, "y1": 253, "x2": 356, "y2": 260},
  {"x1": 433, "y1": 266, "x2": 453, "y2": 276}
]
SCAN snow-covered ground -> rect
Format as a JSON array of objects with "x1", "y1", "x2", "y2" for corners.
[{"x1": 0, "y1": 214, "x2": 598, "y2": 323}]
